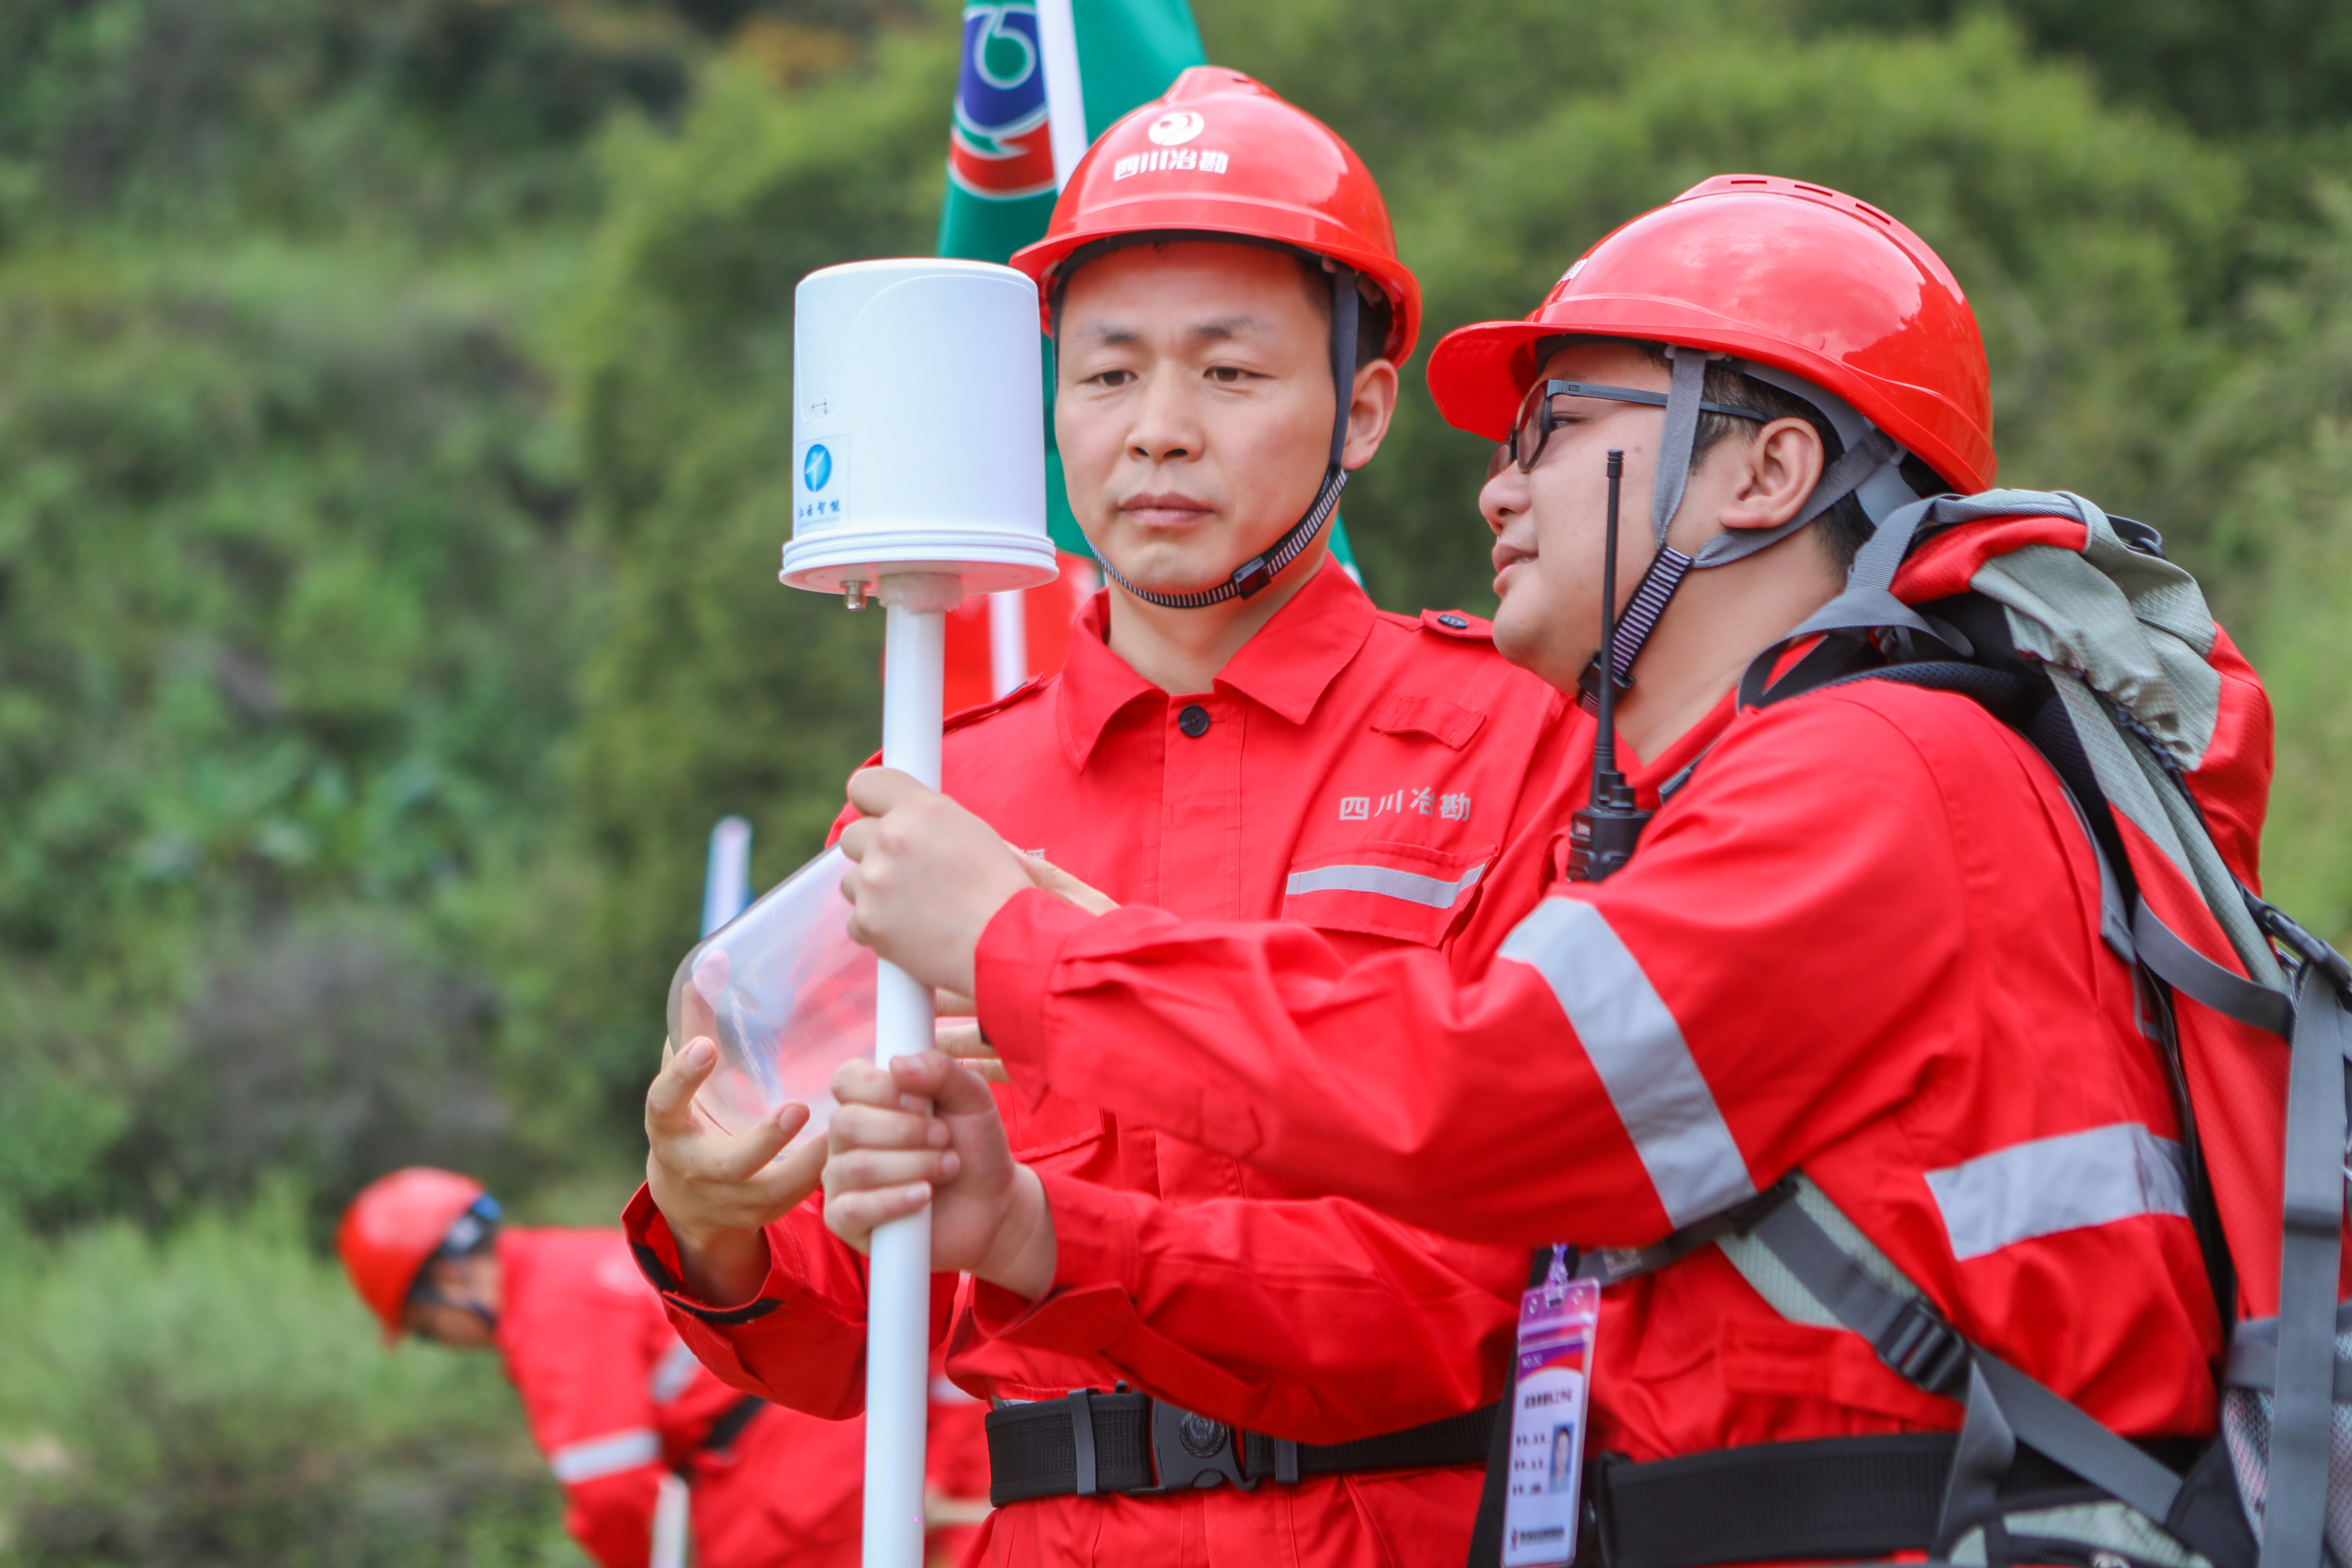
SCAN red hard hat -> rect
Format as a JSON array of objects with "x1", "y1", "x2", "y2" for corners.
[
  {"x1": 1426, "y1": 174, "x2": 1995, "y2": 492},
  {"x1": 337, "y1": 1168, "x2": 488, "y2": 1343},
  {"x1": 1010, "y1": 67, "x2": 1421, "y2": 364}
]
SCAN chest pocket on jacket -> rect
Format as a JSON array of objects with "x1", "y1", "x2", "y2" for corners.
[{"x1": 1281, "y1": 839, "x2": 1497, "y2": 948}]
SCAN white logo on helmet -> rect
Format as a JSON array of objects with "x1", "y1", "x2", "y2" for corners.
[
  {"x1": 1113, "y1": 148, "x2": 1229, "y2": 180},
  {"x1": 1147, "y1": 111, "x2": 1205, "y2": 146}
]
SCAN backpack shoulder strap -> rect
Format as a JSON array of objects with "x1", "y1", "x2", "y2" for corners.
[{"x1": 2258, "y1": 963, "x2": 2352, "y2": 1567}]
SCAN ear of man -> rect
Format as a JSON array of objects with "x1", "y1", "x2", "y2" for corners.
[
  {"x1": 1629, "y1": 342, "x2": 1869, "y2": 571},
  {"x1": 1714, "y1": 416, "x2": 1828, "y2": 535}
]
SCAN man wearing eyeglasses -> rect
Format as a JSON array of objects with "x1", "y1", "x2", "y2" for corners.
[{"x1": 832, "y1": 176, "x2": 2244, "y2": 1566}]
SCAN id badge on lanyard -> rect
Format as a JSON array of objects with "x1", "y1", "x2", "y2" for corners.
[{"x1": 1502, "y1": 1246, "x2": 1600, "y2": 1568}]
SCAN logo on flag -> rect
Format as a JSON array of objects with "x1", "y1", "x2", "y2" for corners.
[{"x1": 949, "y1": 3, "x2": 1056, "y2": 202}]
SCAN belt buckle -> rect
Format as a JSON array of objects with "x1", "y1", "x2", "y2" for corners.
[{"x1": 1136, "y1": 1399, "x2": 1256, "y2": 1494}]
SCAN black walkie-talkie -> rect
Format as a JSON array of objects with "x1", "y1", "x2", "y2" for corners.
[{"x1": 1567, "y1": 449, "x2": 1651, "y2": 883}]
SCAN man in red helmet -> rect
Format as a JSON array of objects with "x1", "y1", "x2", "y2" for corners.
[
  {"x1": 831, "y1": 177, "x2": 2255, "y2": 1565},
  {"x1": 337, "y1": 1168, "x2": 992, "y2": 1568},
  {"x1": 629, "y1": 67, "x2": 1580, "y2": 1567}
]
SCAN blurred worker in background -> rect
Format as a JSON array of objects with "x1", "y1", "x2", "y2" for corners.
[
  {"x1": 338, "y1": 1167, "x2": 991, "y2": 1568},
  {"x1": 829, "y1": 176, "x2": 2256, "y2": 1567},
  {"x1": 629, "y1": 66, "x2": 1585, "y2": 1568}
]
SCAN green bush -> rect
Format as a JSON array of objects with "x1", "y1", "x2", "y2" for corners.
[
  {"x1": 551, "y1": 43, "x2": 953, "y2": 1107},
  {"x1": 0, "y1": 238, "x2": 596, "y2": 1221},
  {"x1": 0, "y1": 1192, "x2": 578, "y2": 1567},
  {"x1": 0, "y1": 0, "x2": 708, "y2": 243},
  {"x1": 1190, "y1": 5, "x2": 2245, "y2": 612},
  {"x1": 2180, "y1": 187, "x2": 2352, "y2": 934}
]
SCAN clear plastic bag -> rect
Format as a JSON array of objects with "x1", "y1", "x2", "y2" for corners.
[{"x1": 665, "y1": 846, "x2": 874, "y2": 1140}]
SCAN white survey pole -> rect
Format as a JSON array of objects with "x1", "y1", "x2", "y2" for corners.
[
  {"x1": 778, "y1": 259, "x2": 1055, "y2": 1568},
  {"x1": 866, "y1": 573, "x2": 956, "y2": 1567},
  {"x1": 987, "y1": 590, "x2": 1029, "y2": 697}
]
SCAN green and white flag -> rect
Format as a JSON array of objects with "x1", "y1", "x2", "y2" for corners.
[{"x1": 937, "y1": 0, "x2": 1360, "y2": 575}]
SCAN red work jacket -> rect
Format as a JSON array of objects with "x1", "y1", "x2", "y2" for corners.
[
  {"x1": 625, "y1": 560, "x2": 1581, "y2": 1567},
  {"x1": 496, "y1": 1227, "x2": 988, "y2": 1568},
  {"x1": 964, "y1": 533, "x2": 2231, "y2": 1479}
]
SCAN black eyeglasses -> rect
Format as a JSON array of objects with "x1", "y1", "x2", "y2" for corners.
[{"x1": 1503, "y1": 378, "x2": 1768, "y2": 474}]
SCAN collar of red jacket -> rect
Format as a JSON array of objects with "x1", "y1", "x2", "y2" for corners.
[{"x1": 1054, "y1": 557, "x2": 1377, "y2": 767}]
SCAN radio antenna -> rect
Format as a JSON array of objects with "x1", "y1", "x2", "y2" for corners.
[{"x1": 1569, "y1": 449, "x2": 1653, "y2": 882}]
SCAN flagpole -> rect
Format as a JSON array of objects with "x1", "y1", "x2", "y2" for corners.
[
  {"x1": 700, "y1": 815, "x2": 752, "y2": 938},
  {"x1": 1005, "y1": 0, "x2": 1088, "y2": 683},
  {"x1": 1034, "y1": 0, "x2": 1087, "y2": 192}
]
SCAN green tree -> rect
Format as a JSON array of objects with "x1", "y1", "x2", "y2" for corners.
[
  {"x1": 0, "y1": 1191, "x2": 576, "y2": 1566},
  {"x1": 0, "y1": 243, "x2": 595, "y2": 1219},
  {"x1": 1790, "y1": 0, "x2": 2352, "y2": 141},
  {"x1": 1197, "y1": 6, "x2": 2244, "y2": 618},
  {"x1": 555, "y1": 42, "x2": 951, "y2": 1108},
  {"x1": 2172, "y1": 188, "x2": 2352, "y2": 934}
]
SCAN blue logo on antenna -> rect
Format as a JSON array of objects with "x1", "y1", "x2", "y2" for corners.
[{"x1": 804, "y1": 444, "x2": 833, "y2": 492}]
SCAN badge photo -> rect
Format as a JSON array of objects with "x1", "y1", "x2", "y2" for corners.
[{"x1": 1503, "y1": 1272, "x2": 1600, "y2": 1567}]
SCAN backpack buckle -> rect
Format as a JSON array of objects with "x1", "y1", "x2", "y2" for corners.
[{"x1": 1873, "y1": 1297, "x2": 1972, "y2": 1397}]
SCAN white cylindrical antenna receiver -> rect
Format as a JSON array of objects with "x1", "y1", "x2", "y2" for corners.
[
  {"x1": 770, "y1": 257, "x2": 1052, "y2": 1568},
  {"x1": 782, "y1": 259, "x2": 1060, "y2": 599}
]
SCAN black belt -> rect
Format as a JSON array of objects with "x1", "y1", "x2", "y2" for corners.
[
  {"x1": 1581, "y1": 1431, "x2": 2214, "y2": 1568},
  {"x1": 984, "y1": 1388, "x2": 1497, "y2": 1507}
]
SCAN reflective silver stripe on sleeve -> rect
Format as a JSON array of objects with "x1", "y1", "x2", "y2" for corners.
[
  {"x1": 1497, "y1": 897, "x2": 1755, "y2": 1227},
  {"x1": 648, "y1": 1340, "x2": 701, "y2": 1405},
  {"x1": 1926, "y1": 1122, "x2": 2189, "y2": 1261},
  {"x1": 548, "y1": 1427, "x2": 663, "y2": 1484},
  {"x1": 1285, "y1": 861, "x2": 1485, "y2": 909}
]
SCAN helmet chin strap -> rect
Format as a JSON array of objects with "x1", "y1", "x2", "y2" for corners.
[
  {"x1": 1089, "y1": 262, "x2": 1359, "y2": 610},
  {"x1": 1576, "y1": 347, "x2": 1911, "y2": 713}
]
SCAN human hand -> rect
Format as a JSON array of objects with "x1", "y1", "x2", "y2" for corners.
[
  {"x1": 820, "y1": 1049, "x2": 1055, "y2": 1301},
  {"x1": 934, "y1": 991, "x2": 1005, "y2": 1086},
  {"x1": 839, "y1": 770, "x2": 1039, "y2": 994},
  {"x1": 644, "y1": 1036, "x2": 828, "y2": 1306}
]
